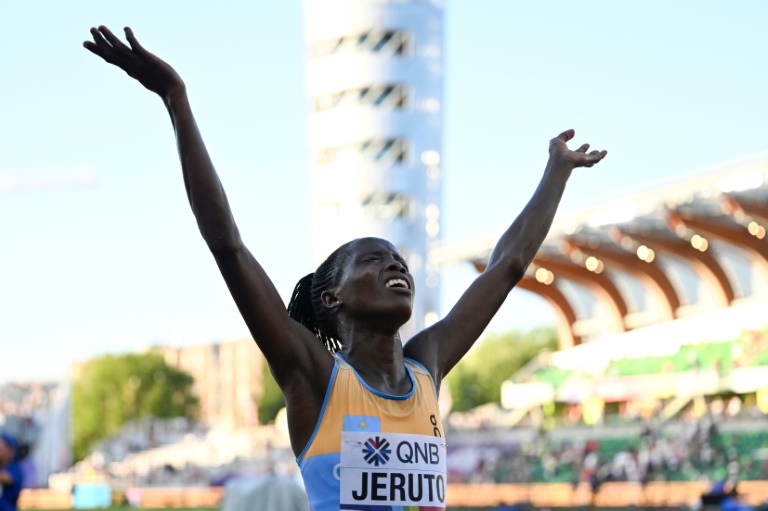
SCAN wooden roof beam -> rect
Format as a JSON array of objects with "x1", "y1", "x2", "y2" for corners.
[
  {"x1": 565, "y1": 238, "x2": 680, "y2": 321},
  {"x1": 472, "y1": 260, "x2": 581, "y2": 349},
  {"x1": 668, "y1": 210, "x2": 768, "y2": 280},
  {"x1": 534, "y1": 254, "x2": 628, "y2": 335},
  {"x1": 619, "y1": 228, "x2": 735, "y2": 307},
  {"x1": 723, "y1": 195, "x2": 768, "y2": 225}
]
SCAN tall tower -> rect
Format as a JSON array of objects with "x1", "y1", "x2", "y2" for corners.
[{"x1": 304, "y1": 0, "x2": 444, "y2": 339}]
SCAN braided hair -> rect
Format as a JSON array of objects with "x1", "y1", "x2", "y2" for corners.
[{"x1": 287, "y1": 241, "x2": 356, "y2": 352}]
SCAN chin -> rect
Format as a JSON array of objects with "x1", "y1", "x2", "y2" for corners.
[{"x1": 395, "y1": 306, "x2": 413, "y2": 326}]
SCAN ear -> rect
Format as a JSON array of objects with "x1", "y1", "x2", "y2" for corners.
[{"x1": 321, "y1": 290, "x2": 342, "y2": 309}]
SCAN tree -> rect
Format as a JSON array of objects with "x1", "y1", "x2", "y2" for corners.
[
  {"x1": 445, "y1": 327, "x2": 557, "y2": 412},
  {"x1": 255, "y1": 328, "x2": 557, "y2": 421},
  {"x1": 258, "y1": 362, "x2": 286, "y2": 425},
  {"x1": 72, "y1": 352, "x2": 199, "y2": 462}
]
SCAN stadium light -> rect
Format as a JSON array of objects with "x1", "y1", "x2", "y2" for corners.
[
  {"x1": 690, "y1": 234, "x2": 709, "y2": 252},
  {"x1": 748, "y1": 221, "x2": 766, "y2": 239},
  {"x1": 636, "y1": 245, "x2": 655, "y2": 263},
  {"x1": 535, "y1": 267, "x2": 555, "y2": 285},
  {"x1": 585, "y1": 256, "x2": 604, "y2": 274}
]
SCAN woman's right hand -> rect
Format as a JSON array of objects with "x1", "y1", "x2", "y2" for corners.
[{"x1": 84, "y1": 26, "x2": 186, "y2": 102}]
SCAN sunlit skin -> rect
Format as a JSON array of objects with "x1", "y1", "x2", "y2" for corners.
[
  {"x1": 324, "y1": 237, "x2": 416, "y2": 395},
  {"x1": 84, "y1": 26, "x2": 607, "y2": 457}
]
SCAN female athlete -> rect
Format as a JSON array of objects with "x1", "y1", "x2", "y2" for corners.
[{"x1": 84, "y1": 26, "x2": 606, "y2": 510}]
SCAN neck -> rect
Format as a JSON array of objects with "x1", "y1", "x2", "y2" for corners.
[{"x1": 338, "y1": 324, "x2": 410, "y2": 395}]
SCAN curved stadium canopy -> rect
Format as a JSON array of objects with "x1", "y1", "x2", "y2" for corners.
[{"x1": 430, "y1": 153, "x2": 768, "y2": 350}]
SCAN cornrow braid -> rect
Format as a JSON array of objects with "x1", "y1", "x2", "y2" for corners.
[
  {"x1": 286, "y1": 272, "x2": 319, "y2": 338},
  {"x1": 287, "y1": 241, "x2": 355, "y2": 352}
]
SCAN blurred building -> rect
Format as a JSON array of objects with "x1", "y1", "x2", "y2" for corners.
[
  {"x1": 159, "y1": 340, "x2": 264, "y2": 428},
  {"x1": 433, "y1": 153, "x2": 768, "y2": 425},
  {"x1": 433, "y1": 153, "x2": 768, "y2": 348},
  {"x1": 304, "y1": 0, "x2": 445, "y2": 338}
]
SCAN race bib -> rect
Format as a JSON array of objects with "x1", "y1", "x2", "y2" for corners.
[{"x1": 340, "y1": 431, "x2": 447, "y2": 508}]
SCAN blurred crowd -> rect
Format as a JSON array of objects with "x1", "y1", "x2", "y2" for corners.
[
  {"x1": 0, "y1": 382, "x2": 54, "y2": 490},
  {"x1": 447, "y1": 403, "x2": 768, "y2": 489},
  {"x1": 60, "y1": 416, "x2": 297, "y2": 490},
  {"x1": 0, "y1": 382, "x2": 57, "y2": 418},
  {"x1": 89, "y1": 417, "x2": 204, "y2": 464},
  {"x1": 46, "y1": 391, "x2": 768, "y2": 493},
  {"x1": 4, "y1": 370, "x2": 768, "y2": 500}
]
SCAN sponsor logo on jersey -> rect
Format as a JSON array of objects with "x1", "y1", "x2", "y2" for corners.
[
  {"x1": 340, "y1": 432, "x2": 447, "y2": 508},
  {"x1": 363, "y1": 436, "x2": 391, "y2": 466}
]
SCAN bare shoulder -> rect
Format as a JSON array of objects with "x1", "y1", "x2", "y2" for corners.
[
  {"x1": 403, "y1": 328, "x2": 441, "y2": 382},
  {"x1": 272, "y1": 319, "x2": 336, "y2": 391}
]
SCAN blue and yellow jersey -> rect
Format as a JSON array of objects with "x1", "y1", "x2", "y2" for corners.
[{"x1": 297, "y1": 354, "x2": 446, "y2": 511}]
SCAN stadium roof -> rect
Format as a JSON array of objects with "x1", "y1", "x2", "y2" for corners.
[{"x1": 430, "y1": 153, "x2": 768, "y2": 349}]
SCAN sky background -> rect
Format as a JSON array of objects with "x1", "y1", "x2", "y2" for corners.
[{"x1": 1, "y1": 1, "x2": 766, "y2": 382}]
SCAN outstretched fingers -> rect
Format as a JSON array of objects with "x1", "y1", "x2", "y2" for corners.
[
  {"x1": 82, "y1": 40, "x2": 99, "y2": 55},
  {"x1": 83, "y1": 25, "x2": 141, "y2": 65},
  {"x1": 556, "y1": 129, "x2": 576, "y2": 142},
  {"x1": 582, "y1": 149, "x2": 608, "y2": 167},
  {"x1": 83, "y1": 25, "x2": 185, "y2": 98},
  {"x1": 84, "y1": 27, "x2": 122, "y2": 63},
  {"x1": 575, "y1": 143, "x2": 590, "y2": 153},
  {"x1": 98, "y1": 26, "x2": 130, "y2": 52},
  {"x1": 89, "y1": 27, "x2": 111, "y2": 49},
  {"x1": 83, "y1": 28, "x2": 108, "y2": 58},
  {"x1": 124, "y1": 27, "x2": 149, "y2": 56}
]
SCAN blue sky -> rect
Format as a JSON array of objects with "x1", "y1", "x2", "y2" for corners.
[{"x1": 1, "y1": 1, "x2": 766, "y2": 382}]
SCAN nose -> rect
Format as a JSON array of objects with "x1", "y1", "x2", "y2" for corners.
[{"x1": 386, "y1": 260, "x2": 407, "y2": 273}]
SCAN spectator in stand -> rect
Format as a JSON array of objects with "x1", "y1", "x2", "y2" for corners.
[{"x1": 0, "y1": 434, "x2": 22, "y2": 511}]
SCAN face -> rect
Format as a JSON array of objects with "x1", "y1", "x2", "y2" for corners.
[{"x1": 327, "y1": 238, "x2": 415, "y2": 325}]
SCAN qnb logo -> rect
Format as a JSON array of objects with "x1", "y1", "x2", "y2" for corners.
[{"x1": 362, "y1": 436, "x2": 391, "y2": 466}]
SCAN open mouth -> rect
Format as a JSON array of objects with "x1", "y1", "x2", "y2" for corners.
[{"x1": 385, "y1": 278, "x2": 410, "y2": 290}]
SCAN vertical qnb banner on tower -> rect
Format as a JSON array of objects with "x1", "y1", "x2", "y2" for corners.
[{"x1": 340, "y1": 431, "x2": 447, "y2": 508}]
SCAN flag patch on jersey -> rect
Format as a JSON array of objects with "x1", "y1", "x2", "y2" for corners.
[{"x1": 343, "y1": 415, "x2": 381, "y2": 432}]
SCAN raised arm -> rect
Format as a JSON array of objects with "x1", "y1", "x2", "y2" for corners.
[
  {"x1": 83, "y1": 27, "x2": 331, "y2": 385},
  {"x1": 405, "y1": 130, "x2": 606, "y2": 383}
]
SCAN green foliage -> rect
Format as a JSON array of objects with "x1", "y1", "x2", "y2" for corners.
[
  {"x1": 445, "y1": 327, "x2": 557, "y2": 412},
  {"x1": 72, "y1": 352, "x2": 199, "y2": 462},
  {"x1": 258, "y1": 363, "x2": 286, "y2": 425}
]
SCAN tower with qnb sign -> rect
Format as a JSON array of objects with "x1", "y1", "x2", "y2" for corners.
[{"x1": 304, "y1": 0, "x2": 444, "y2": 339}]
